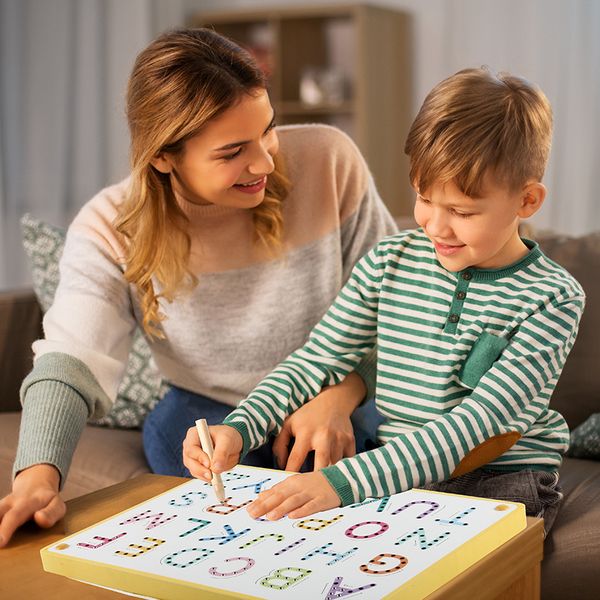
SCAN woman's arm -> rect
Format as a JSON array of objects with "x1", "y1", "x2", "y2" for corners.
[
  {"x1": 2, "y1": 191, "x2": 138, "y2": 546},
  {"x1": 271, "y1": 371, "x2": 366, "y2": 471}
]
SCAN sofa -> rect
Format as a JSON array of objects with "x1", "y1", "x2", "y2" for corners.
[{"x1": 0, "y1": 230, "x2": 599, "y2": 599}]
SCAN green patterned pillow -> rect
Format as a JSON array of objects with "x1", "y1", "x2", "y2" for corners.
[
  {"x1": 20, "y1": 213, "x2": 166, "y2": 428},
  {"x1": 567, "y1": 414, "x2": 600, "y2": 460}
]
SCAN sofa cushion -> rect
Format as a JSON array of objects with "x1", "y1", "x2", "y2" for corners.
[
  {"x1": 536, "y1": 231, "x2": 600, "y2": 429},
  {"x1": 568, "y1": 413, "x2": 600, "y2": 459},
  {"x1": 542, "y1": 456, "x2": 600, "y2": 600},
  {"x1": 20, "y1": 214, "x2": 167, "y2": 429}
]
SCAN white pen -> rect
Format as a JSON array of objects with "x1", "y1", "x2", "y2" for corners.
[{"x1": 195, "y1": 418, "x2": 226, "y2": 503}]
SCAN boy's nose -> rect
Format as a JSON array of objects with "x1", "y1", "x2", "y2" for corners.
[{"x1": 426, "y1": 210, "x2": 452, "y2": 238}]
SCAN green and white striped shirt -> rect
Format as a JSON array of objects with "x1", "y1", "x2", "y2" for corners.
[{"x1": 223, "y1": 229, "x2": 585, "y2": 505}]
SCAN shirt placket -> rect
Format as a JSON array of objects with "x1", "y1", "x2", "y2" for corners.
[{"x1": 444, "y1": 270, "x2": 472, "y2": 334}]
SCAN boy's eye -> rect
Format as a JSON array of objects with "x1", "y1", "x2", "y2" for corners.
[
  {"x1": 451, "y1": 210, "x2": 473, "y2": 219},
  {"x1": 416, "y1": 193, "x2": 430, "y2": 204}
]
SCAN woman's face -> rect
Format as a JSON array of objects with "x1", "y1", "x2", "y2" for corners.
[{"x1": 153, "y1": 88, "x2": 279, "y2": 208}]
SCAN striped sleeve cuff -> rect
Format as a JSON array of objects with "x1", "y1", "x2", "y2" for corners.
[{"x1": 321, "y1": 464, "x2": 356, "y2": 506}]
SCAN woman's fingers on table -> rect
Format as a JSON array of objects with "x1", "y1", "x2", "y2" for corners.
[
  {"x1": 34, "y1": 494, "x2": 66, "y2": 528},
  {"x1": 0, "y1": 489, "x2": 63, "y2": 547}
]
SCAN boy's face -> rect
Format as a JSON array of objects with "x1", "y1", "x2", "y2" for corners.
[{"x1": 414, "y1": 178, "x2": 534, "y2": 272}]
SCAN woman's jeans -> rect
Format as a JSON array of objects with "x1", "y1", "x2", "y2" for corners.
[{"x1": 143, "y1": 385, "x2": 384, "y2": 478}]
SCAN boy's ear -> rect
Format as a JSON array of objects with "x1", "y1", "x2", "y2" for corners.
[
  {"x1": 150, "y1": 152, "x2": 174, "y2": 174},
  {"x1": 518, "y1": 182, "x2": 546, "y2": 218}
]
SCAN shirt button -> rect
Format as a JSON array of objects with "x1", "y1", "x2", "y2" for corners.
[
  {"x1": 448, "y1": 313, "x2": 460, "y2": 323},
  {"x1": 462, "y1": 271, "x2": 472, "y2": 281},
  {"x1": 456, "y1": 291, "x2": 466, "y2": 300}
]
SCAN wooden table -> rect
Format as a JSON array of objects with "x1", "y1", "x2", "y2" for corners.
[{"x1": 0, "y1": 474, "x2": 544, "y2": 599}]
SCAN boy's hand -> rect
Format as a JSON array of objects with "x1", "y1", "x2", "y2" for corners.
[
  {"x1": 247, "y1": 471, "x2": 341, "y2": 520},
  {"x1": 182, "y1": 424, "x2": 242, "y2": 481},
  {"x1": 272, "y1": 372, "x2": 365, "y2": 471},
  {"x1": 0, "y1": 464, "x2": 65, "y2": 548}
]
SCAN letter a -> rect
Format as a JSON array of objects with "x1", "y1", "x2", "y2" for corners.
[{"x1": 325, "y1": 576, "x2": 376, "y2": 599}]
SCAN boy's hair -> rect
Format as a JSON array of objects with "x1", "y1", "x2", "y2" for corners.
[{"x1": 404, "y1": 67, "x2": 553, "y2": 196}]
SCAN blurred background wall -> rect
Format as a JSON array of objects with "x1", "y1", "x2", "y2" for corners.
[{"x1": 1, "y1": 0, "x2": 599, "y2": 289}]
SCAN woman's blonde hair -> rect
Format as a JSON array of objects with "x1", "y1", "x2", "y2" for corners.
[
  {"x1": 115, "y1": 28, "x2": 289, "y2": 338},
  {"x1": 404, "y1": 67, "x2": 553, "y2": 197}
]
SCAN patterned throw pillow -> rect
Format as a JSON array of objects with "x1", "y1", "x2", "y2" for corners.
[
  {"x1": 567, "y1": 414, "x2": 600, "y2": 460},
  {"x1": 20, "y1": 213, "x2": 166, "y2": 428}
]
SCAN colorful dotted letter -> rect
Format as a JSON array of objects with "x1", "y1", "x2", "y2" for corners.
[
  {"x1": 435, "y1": 507, "x2": 476, "y2": 526},
  {"x1": 203, "y1": 472, "x2": 250, "y2": 485},
  {"x1": 360, "y1": 553, "x2": 408, "y2": 575},
  {"x1": 197, "y1": 524, "x2": 251, "y2": 546},
  {"x1": 179, "y1": 518, "x2": 211, "y2": 538},
  {"x1": 391, "y1": 500, "x2": 440, "y2": 519},
  {"x1": 115, "y1": 537, "x2": 165, "y2": 558},
  {"x1": 205, "y1": 497, "x2": 252, "y2": 515},
  {"x1": 169, "y1": 491, "x2": 207, "y2": 507},
  {"x1": 208, "y1": 557, "x2": 255, "y2": 577},
  {"x1": 238, "y1": 533, "x2": 284, "y2": 549},
  {"x1": 348, "y1": 497, "x2": 390, "y2": 513},
  {"x1": 301, "y1": 542, "x2": 358, "y2": 566},
  {"x1": 325, "y1": 576, "x2": 376, "y2": 599},
  {"x1": 259, "y1": 567, "x2": 312, "y2": 590},
  {"x1": 77, "y1": 532, "x2": 126, "y2": 549},
  {"x1": 119, "y1": 509, "x2": 177, "y2": 530},
  {"x1": 395, "y1": 527, "x2": 450, "y2": 549},
  {"x1": 232, "y1": 478, "x2": 272, "y2": 494},
  {"x1": 345, "y1": 521, "x2": 389, "y2": 540},
  {"x1": 274, "y1": 537, "x2": 306, "y2": 556},
  {"x1": 162, "y1": 547, "x2": 214, "y2": 568},
  {"x1": 297, "y1": 513, "x2": 344, "y2": 531}
]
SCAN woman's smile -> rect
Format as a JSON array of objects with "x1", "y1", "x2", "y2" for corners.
[{"x1": 232, "y1": 176, "x2": 267, "y2": 194}]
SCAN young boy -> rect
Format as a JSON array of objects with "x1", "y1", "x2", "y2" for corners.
[{"x1": 183, "y1": 67, "x2": 585, "y2": 533}]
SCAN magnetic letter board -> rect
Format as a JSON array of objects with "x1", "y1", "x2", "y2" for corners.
[{"x1": 41, "y1": 465, "x2": 526, "y2": 599}]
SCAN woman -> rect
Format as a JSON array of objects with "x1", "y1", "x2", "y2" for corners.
[{"x1": 0, "y1": 28, "x2": 396, "y2": 547}]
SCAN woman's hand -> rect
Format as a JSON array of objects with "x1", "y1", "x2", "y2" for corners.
[
  {"x1": 272, "y1": 372, "x2": 366, "y2": 471},
  {"x1": 247, "y1": 471, "x2": 341, "y2": 520},
  {"x1": 0, "y1": 464, "x2": 65, "y2": 548},
  {"x1": 183, "y1": 424, "x2": 243, "y2": 482}
]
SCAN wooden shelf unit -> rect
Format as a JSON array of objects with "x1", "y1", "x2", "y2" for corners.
[{"x1": 189, "y1": 4, "x2": 414, "y2": 216}]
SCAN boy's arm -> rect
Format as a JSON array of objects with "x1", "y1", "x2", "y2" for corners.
[
  {"x1": 322, "y1": 293, "x2": 585, "y2": 505},
  {"x1": 223, "y1": 244, "x2": 387, "y2": 458}
]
